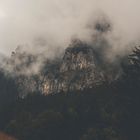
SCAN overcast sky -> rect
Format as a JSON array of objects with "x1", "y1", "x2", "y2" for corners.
[{"x1": 0, "y1": 0, "x2": 140, "y2": 56}]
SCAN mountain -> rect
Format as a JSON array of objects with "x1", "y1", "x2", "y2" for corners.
[
  {"x1": 6, "y1": 39, "x2": 122, "y2": 97},
  {"x1": 41, "y1": 39, "x2": 104, "y2": 95},
  {"x1": 0, "y1": 45, "x2": 140, "y2": 140}
]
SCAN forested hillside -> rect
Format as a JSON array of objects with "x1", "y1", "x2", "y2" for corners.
[{"x1": 0, "y1": 47, "x2": 140, "y2": 140}]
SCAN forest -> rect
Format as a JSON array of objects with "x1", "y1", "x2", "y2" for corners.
[{"x1": 0, "y1": 47, "x2": 140, "y2": 140}]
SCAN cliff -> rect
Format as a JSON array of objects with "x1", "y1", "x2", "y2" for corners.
[{"x1": 41, "y1": 40, "x2": 103, "y2": 95}]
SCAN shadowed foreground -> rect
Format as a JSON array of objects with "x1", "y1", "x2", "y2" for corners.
[{"x1": 0, "y1": 132, "x2": 17, "y2": 140}]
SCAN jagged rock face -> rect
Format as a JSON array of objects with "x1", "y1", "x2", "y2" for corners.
[
  {"x1": 1, "y1": 41, "x2": 105, "y2": 97},
  {"x1": 60, "y1": 40, "x2": 96, "y2": 72},
  {"x1": 41, "y1": 40, "x2": 103, "y2": 95},
  {"x1": 7, "y1": 40, "x2": 120, "y2": 97}
]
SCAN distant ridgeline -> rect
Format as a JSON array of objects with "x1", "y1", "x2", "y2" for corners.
[{"x1": 9, "y1": 39, "x2": 121, "y2": 97}]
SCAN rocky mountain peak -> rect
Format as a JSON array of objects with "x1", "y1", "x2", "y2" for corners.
[
  {"x1": 41, "y1": 40, "x2": 103, "y2": 95},
  {"x1": 9, "y1": 40, "x2": 108, "y2": 97},
  {"x1": 60, "y1": 39, "x2": 96, "y2": 72}
]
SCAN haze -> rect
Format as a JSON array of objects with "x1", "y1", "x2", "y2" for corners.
[{"x1": 0, "y1": 0, "x2": 140, "y2": 57}]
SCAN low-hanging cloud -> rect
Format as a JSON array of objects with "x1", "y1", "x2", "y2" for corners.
[{"x1": 0, "y1": 0, "x2": 140, "y2": 63}]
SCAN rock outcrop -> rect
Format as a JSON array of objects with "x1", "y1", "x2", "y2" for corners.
[
  {"x1": 9, "y1": 39, "x2": 120, "y2": 97},
  {"x1": 41, "y1": 40, "x2": 103, "y2": 95}
]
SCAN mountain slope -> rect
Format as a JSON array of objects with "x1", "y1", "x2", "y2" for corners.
[
  {"x1": 6, "y1": 39, "x2": 122, "y2": 97},
  {"x1": 41, "y1": 39, "x2": 104, "y2": 95}
]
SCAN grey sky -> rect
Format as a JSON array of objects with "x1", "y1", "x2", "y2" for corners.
[{"x1": 0, "y1": 0, "x2": 140, "y2": 56}]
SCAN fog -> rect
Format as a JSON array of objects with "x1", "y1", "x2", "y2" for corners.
[{"x1": 0, "y1": 0, "x2": 140, "y2": 62}]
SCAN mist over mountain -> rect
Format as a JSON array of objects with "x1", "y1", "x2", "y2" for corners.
[
  {"x1": 0, "y1": 16, "x2": 128, "y2": 97},
  {"x1": 1, "y1": 1, "x2": 140, "y2": 140},
  {"x1": 0, "y1": 0, "x2": 140, "y2": 58},
  {"x1": 0, "y1": 45, "x2": 140, "y2": 140},
  {"x1": 0, "y1": 37, "x2": 124, "y2": 97}
]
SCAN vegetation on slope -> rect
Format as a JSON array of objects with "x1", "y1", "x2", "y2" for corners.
[{"x1": 0, "y1": 47, "x2": 140, "y2": 140}]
